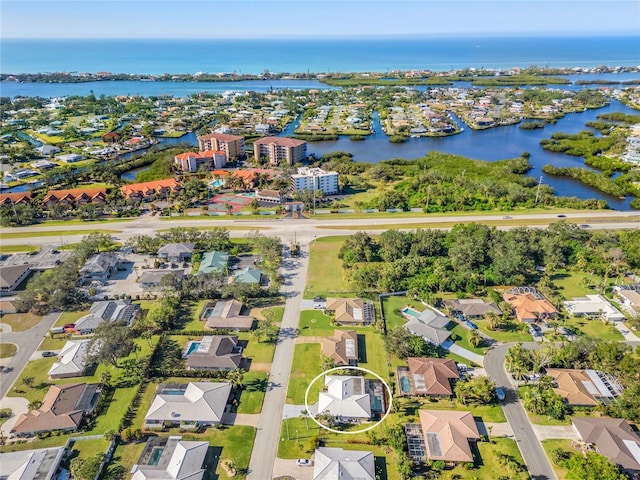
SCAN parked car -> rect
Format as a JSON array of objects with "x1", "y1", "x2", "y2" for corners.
[
  {"x1": 41, "y1": 351, "x2": 57, "y2": 357},
  {"x1": 296, "y1": 459, "x2": 313, "y2": 467},
  {"x1": 496, "y1": 387, "x2": 506, "y2": 401},
  {"x1": 465, "y1": 320, "x2": 478, "y2": 330}
]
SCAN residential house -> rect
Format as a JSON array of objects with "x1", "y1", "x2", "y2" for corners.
[
  {"x1": 614, "y1": 286, "x2": 640, "y2": 314},
  {"x1": 563, "y1": 294, "x2": 625, "y2": 322},
  {"x1": 74, "y1": 300, "x2": 139, "y2": 335},
  {"x1": 120, "y1": 178, "x2": 182, "y2": 201},
  {"x1": 572, "y1": 417, "x2": 640, "y2": 473},
  {"x1": 312, "y1": 447, "x2": 375, "y2": 480},
  {"x1": 317, "y1": 375, "x2": 372, "y2": 421},
  {"x1": 0, "y1": 447, "x2": 66, "y2": 480},
  {"x1": 253, "y1": 136, "x2": 307, "y2": 165},
  {"x1": 101, "y1": 131, "x2": 121, "y2": 143},
  {"x1": 198, "y1": 132, "x2": 245, "y2": 160},
  {"x1": 324, "y1": 298, "x2": 374, "y2": 326},
  {"x1": 403, "y1": 308, "x2": 452, "y2": 346},
  {"x1": 36, "y1": 145, "x2": 60, "y2": 156},
  {"x1": 43, "y1": 188, "x2": 107, "y2": 208},
  {"x1": 321, "y1": 330, "x2": 358, "y2": 367},
  {"x1": 158, "y1": 243, "x2": 194, "y2": 263},
  {"x1": 443, "y1": 298, "x2": 502, "y2": 318},
  {"x1": 398, "y1": 358, "x2": 460, "y2": 397},
  {"x1": 502, "y1": 290, "x2": 558, "y2": 323},
  {"x1": 56, "y1": 153, "x2": 84, "y2": 163},
  {"x1": 546, "y1": 368, "x2": 623, "y2": 406},
  {"x1": 0, "y1": 300, "x2": 18, "y2": 315},
  {"x1": 417, "y1": 410, "x2": 480, "y2": 464},
  {"x1": 138, "y1": 270, "x2": 185, "y2": 291},
  {"x1": 131, "y1": 436, "x2": 208, "y2": 480},
  {"x1": 233, "y1": 267, "x2": 264, "y2": 285},
  {"x1": 185, "y1": 336, "x2": 243, "y2": 371},
  {"x1": 0, "y1": 192, "x2": 32, "y2": 207},
  {"x1": 143, "y1": 382, "x2": 231, "y2": 430},
  {"x1": 202, "y1": 299, "x2": 255, "y2": 331},
  {"x1": 48, "y1": 340, "x2": 93, "y2": 379},
  {"x1": 0, "y1": 264, "x2": 32, "y2": 296},
  {"x1": 197, "y1": 251, "x2": 228, "y2": 275},
  {"x1": 291, "y1": 167, "x2": 339, "y2": 195},
  {"x1": 79, "y1": 252, "x2": 122, "y2": 284},
  {"x1": 11, "y1": 383, "x2": 102, "y2": 436}
]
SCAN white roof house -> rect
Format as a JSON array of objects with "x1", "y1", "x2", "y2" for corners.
[
  {"x1": 317, "y1": 376, "x2": 371, "y2": 420},
  {"x1": 563, "y1": 294, "x2": 625, "y2": 322},
  {"x1": 313, "y1": 447, "x2": 375, "y2": 480},
  {"x1": 0, "y1": 447, "x2": 66, "y2": 480},
  {"x1": 144, "y1": 382, "x2": 231, "y2": 429},
  {"x1": 48, "y1": 339, "x2": 92, "y2": 379},
  {"x1": 131, "y1": 436, "x2": 208, "y2": 480}
]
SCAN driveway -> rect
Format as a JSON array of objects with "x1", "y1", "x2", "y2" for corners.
[
  {"x1": 614, "y1": 322, "x2": 640, "y2": 342},
  {"x1": 0, "y1": 396, "x2": 28, "y2": 436},
  {"x1": 247, "y1": 245, "x2": 310, "y2": 479},
  {"x1": 484, "y1": 344, "x2": 558, "y2": 480},
  {"x1": 442, "y1": 341, "x2": 485, "y2": 366},
  {"x1": 273, "y1": 458, "x2": 314, "y2": 480},
  {"x1": 532, "y1": 424, "x2": 579, "y2": 441}
]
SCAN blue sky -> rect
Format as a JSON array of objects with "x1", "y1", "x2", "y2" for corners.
[{"x1": 2, "y1": 0, "x2": 639, "y2": 38}]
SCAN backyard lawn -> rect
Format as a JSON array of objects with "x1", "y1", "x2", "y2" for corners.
[
  {"x1": 286, "y1": 344, "x2": 322, "y2": 404},
  {"x1": 1, "y1": 312, "x2": 43, "y2": 332},
  {"x1": 564, "y1": 316, "x2": 623, "y2": 341},
  {"x1": 69, "y1": 437, "x2": 112, "y2": 461},
  {"x1": 441, "y1": 437, "x2": 528, "y2": 480},
  {"x1": 380, "y1": 295, "x2": 425, "y2": 331},
  {"x1": 305, "y1": 238, "x2": 352, "y2": 298},
  {"x1": 393, "y1": 396, "x2": 506, "y2": 423},
  {"x1": 552, "y1": 270, "x2": 598, "y2": 299}
]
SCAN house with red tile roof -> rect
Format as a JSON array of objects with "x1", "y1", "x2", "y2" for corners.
[
  {"x1": 503, "y1": 290, "x2": 558, "y2": 323},
  {"x1": 120, "y1": 178, "x2": 182, "y2": 201},
  {"x1": 43, "y1": 188, "x2": 107, "y2": 207},
  {"x1": 0, "y1": 192, "x2": 32, "y2": 207}
]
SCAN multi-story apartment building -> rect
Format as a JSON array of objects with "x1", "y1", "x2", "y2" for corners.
[
  {"x1": 252, "y1": 136, "x2": 307, "y2": 166},
  {"x1": 197, "y1": 133, "x2": 245, "y2": 160},
  {"x1": 291, "y1": 167, "x2": 339, "y2": 195},
  {"x1": 174, "y1": 151, "x2": 226, "y2": 172}
]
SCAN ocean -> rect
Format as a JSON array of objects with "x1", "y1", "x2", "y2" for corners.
[{"x1": 2, "y1": 36, "x2": 639, "y2": 75}]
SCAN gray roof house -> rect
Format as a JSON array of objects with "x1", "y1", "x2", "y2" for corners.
[
  {"x1": 79, "y1": 253, "x2": 122, "y2": 285},
  {"x1": 48, "y1": 339, "x2": 93, "y2": 379},
  {"x1": 158, "y1": 243, "x2": 194, "y2": 262},
  {"x1": 144, "y1": 382, "x2": 231, "y2": 430},
  {"x1": 138, "y1": 270, "x2": 185, "y2": 291},
  {"x1": 197, "y1": 251, "x2": 229, "y2": 275},
  {"x1": 202, "y1": 299, "x2": 254, "y2": 331},
  {"x1": 0, "y1": 447, "x2": 66, "y2": 480},
  {"x1": 313, "y1": 447, "x2": 375, "y2": 480},
  {"x1": 443, "y1": 298, "x2": 502, "y2": 318},
  {"x1": 74, "y1": 300, "x2": 139, "y2": 335},
  {"x1": 185, "y1": 336, "x2": 243, "y2": 371},
  {"x1": 317, "y1": 375, "x2": 372, "y2": 421},
  {"x1": 131, "y1": 436, "x2": 208, "y2": 480},
  {"x1": 572, "y1": 417, "x2": 640, "y2": 472},
  {"x1": 0, "y1": 264, "x2": 32, "y2": 296},
  {"x1": 404, "y1": 308, "x2": 452, "y2": 346}
]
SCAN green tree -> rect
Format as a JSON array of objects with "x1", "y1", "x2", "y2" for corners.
[
  {"x1": 561, "y1": 452, "x2": 627, "y2": 480},
  {"x1": 88, "y1": 320, "x2": 135, "y2": 368}
]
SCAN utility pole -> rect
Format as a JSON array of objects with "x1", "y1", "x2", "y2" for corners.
[
  {"x1": 535, "y1": 175, "x2": 543, "y2": 205},
  {"x1": 425, "y1": 185, "x2": 431, "y2": 213}
]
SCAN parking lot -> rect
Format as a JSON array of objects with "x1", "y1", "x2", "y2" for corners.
[{"x1": 0, "y1": 246, "x2": 72, "y2": 270}]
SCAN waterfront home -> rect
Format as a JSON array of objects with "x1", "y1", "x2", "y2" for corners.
[
  {"x1": 174, "y1": 150, "x2": 226, "y2": 173},
  {"x1": 397, "y1": 358, "x2": 460, "y2": 397},
  {"x1": 56, "y1": 153, "x2": 84, "y2": 163},
  {"x1": 131, "y1": 436, "x2": 208, "y2": 480},
  {"x1": 74, "y1": 299, "x2": 139, "y2": 335},
  {"x1": 417, "y1": 410, "x2": 480, "y2": 464},
  {"x1": 185, "y1": 335, "x2": 243, "y2": 371},
  {"x1": 0, "y1": 192, "x2": 32, "y2": 207},
  {"x1": 36, "y1": 145, "x2": 60, "y2": 156},
  {"x1": 201, "y1": 299, "x2": 254, "y2": 331},
  {"x1": 324, "y1": 298, "x2": 375, "y2": 326},
  {"x1": 317, "y1": 375, "x2": 372, "y2": 421},
  {"x1": 321, "y1": 330, "x2": 358, "y2": 367},
  {"x1": 11, "y1": 383, "x2": 102, "y2": 436},
  {"x1": 312, "y1": 447, "x2": 375, "y2": 480},
  {"x1": 143, "y1": 382, "x2": 231, "y2": 430}
]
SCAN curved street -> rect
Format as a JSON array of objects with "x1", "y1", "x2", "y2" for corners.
[{"x1": 484, "y1": 343, "x2": 557, "y2": 480}]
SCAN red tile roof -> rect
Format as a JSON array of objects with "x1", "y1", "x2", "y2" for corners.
[
  {"x1": 253, "y1": 136, "x2": 306, "y2": 147},
  {"x1": 43, "y1": 188, "x2": 106, "y2": 203},
  {"x1": 174, "y1": 152, "x2": 202, "y2": 161},
  {"x1": 120, "y1": 178, "x2": 181, "y2": 197},
  {"x1": 0, "y1": 192, "x2": 32, "y2": 205}
]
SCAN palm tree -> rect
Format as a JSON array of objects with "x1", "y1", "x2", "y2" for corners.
[
  {"x1": 227, "y1": 368, "x2": 245, "y2": 390},
  {"x1": 485, "y1": 312, "x2": 501, "y2": 331},
  {"x1": 299, "y1": 409, "x2": 310, "y2": 430},
  {"x1": 99, "y1": 371, "x2": 112, "y2": 388},
  {"x1": 468, "y1": 329, "x2": 482, "y2": 348},
  {"x1": 28, "y1": 400, "x2": 42, "y2": 410}
]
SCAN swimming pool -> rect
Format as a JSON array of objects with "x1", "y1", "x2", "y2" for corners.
[
  {"x1": 185, "y1": 341, "x2": 201, "y2": 356},
  {"x1": 399, "y1": 376, "x2": 412, "y2": 394},
  {"x1": 149, "y1": 447, "x2": 164, "y2": 466},
  {"x1": 371, "y1": 396, "x2": 383, "y2": 411},
  {"x1": 401, "y1": 307, "x2": 420, "y2": 318},
  {"x1": 202, "y1": 308, "x2": 215, "y2": 318},
  {"x1": 211, "y1": 180, "x2": 224, "y2": 188}
]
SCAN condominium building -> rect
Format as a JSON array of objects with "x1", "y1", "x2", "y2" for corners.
[
  {"x1": 197, "y1": 133, "x2": 245, "y2": 160},
  {"x1": 291, "y1": 167, "x2": 339, "y2": 195},
  {"x1": 252, "y1": 136, "x2": 307, "y2": 166},
  {"x1": 174, "y1": 150, "x2": 226, "y2": 173}
]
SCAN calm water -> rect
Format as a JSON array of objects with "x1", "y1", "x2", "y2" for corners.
[{"x1": 2, "y1": 36, "x2": 639, "y2": 74}]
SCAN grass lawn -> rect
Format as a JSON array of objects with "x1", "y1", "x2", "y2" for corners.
[
  {"x1": 0, "y1": 229, "x2": 121, "y2": 240},
  {"x1": 564, "y1": 316, "x2": 623, "y2": 341},
  {"x1": 393, "y1": 396, "x2": 506, "y2": 423},
  {"x1": 0, "y1": 245, "x2": 39, "y2": 254},
  {"x1": 237, "y1": 371, "x2": 268, "y2": 414},
  {"x1": 286, "y1": 344, "x2": 322, "y2": 405},
  {"x1": 476, "y1": 320, "x2": 533, "y2": 343},
  {"x1": 54, "y1": 310, "x2": 89, "y2": 328},
  {"x1": 305, "y1": 239, "x2": 352, "y2": 298},
  {"x1": 552, "y1": 270, "x2": 597, "y2": 299},
  {"x1": 541, "y1": 439, "x2": 573, "y2": 479},
  {"x1": 176, "y1": 299, "x2": 208, "y2": 331},
  {"x1": 236, "y1": 333, "x2": 275, "y2": 364},
  {"x1": 0, "y1": 312, "x2": 42, "y2": 332},
  {"x1": 380, "y1": 295, "x2": 424, "y2": 331},
  {"x1": 0, "y1": 343, "x2": 17, "y2": 358},
  {"x1": 298, "y1": 310, "x2": 340, "y2": 336},
  {"x1": 0, "y1": 432, "x2": 81, "y2": 453},
  {"x1": 358, "y1": 330, "x2": 390, "y2": 380},
  {"x1": 253, "y1": 305, "x2": 284, "y2": 323},
  {"x1": 38, "y1": 334, "x2": 74, "y2": 351},
  {"x1": 448, "y1": 323, "x2": 487, "y2": 355},
  {"x1": 517, "y1": 386, "x2": 574, "y2": 426},
  {"x1": 69, "y1": 437, "x2": 111, "y2": 461}
]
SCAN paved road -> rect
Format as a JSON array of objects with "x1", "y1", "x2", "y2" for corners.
[
  {"x1": 247, "y1": 246, "x2": 310, "y2": 479},
  {"x1": 0, "y1": 311, "x2": 61, "y2": 399},
  {"x1": 484, "y1": 344, "x2": 557, "y2": 480}
]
